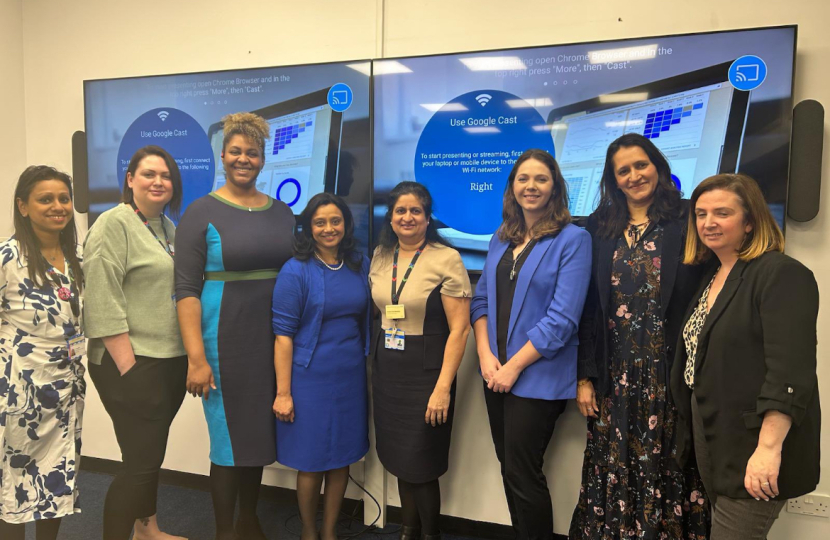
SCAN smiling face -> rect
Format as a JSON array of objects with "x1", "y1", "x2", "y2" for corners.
[
  {"x1": 221, "y1": 134, "x2": 263, "y2": 189},
  {"x1": 311, "y1": 203, "x2": 345, "y2": 253},
  {"x1": 612, "y1": 145, "x2": 659, "y2": 209},
  {"x1": 390, "y1": 193, "x2": 428, "y2": 245},
  {"x1": 512, "y1": 158, "x2": 553, "y2": 220},
  {"x1": 127, "y1": 155, "x2": 173, "y2": 216},
  {"x1": 694, "y1": 188, "x2": 753, "y2": 258},
  {"x1": 17, "y1": 179, "x2": 74, "y2": 238}
]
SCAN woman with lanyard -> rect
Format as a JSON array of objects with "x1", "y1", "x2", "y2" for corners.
[
  {"x1": 369, "y1": 181, "x2": 471, "y2": 540},
  {"x1": 0, "y1": 165, "x2": 84, "y2": 540},
  {"x1": 84, "y1": 146, "x2": 188, "y2": 540},
  {"x1": 176, "y1": 112, "x2": 294, "y2": 540},
  {"x1": 470, "y1": 149, "x2": 591, "y2": 540}
]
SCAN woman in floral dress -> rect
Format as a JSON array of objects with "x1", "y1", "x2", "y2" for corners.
[
  {"x1": 0, "y1": 166, "x2": 85, "y2": 540},
  {"x1": 570, "y1": 134, "x2": 709, "y2": 539}
]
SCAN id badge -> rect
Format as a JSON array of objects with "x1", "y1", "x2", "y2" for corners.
[
  {"x1": 384, "y1": 327, "x2": 405, "y2": 351},
  {"x1": 67, "y1": 333, "x2": 86, "y2": 360},
  {"x1": 385, "y1": 304, "x2": 405, "y2": 320}
]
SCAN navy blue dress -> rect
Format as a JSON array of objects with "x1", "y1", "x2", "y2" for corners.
[{"x1": 274, "y1": 260, "x2": 369, "y2": 471}]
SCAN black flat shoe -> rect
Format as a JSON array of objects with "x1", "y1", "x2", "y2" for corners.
[{"x1": 400, "y1": 525, "x2": 421, "y2": 540}]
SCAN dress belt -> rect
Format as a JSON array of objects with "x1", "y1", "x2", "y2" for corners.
[{"x1": 204, "y1": 269, "x2": 279, "y2": 281}]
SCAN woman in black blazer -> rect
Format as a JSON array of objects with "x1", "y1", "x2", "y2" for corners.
[
  {"x1": 671, "y1": 173, "x2": 820, "y2": 540},
  {"x1": 570, "y1": 134, "x2": 708, "y2": 539}
]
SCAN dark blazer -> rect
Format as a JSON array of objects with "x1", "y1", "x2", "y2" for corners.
[
  {"x1": 670, "y1": 251, "x2": 821, "y2": 499},
  {"x1": 577, "y1": 207, "x2": 703, "y2": 396}
]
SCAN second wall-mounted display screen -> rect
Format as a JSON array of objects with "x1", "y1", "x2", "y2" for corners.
[{"x1": 373, "y1": 27, "x2": 795, "y2": 270}]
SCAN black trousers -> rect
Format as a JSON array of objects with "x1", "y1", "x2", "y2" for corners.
[
  {"x1": 483, "y1": 384, "x2": 567, "y2": 540},
  {"x1": 88, "y1": 352, "x2": 187, "y2": 540}
]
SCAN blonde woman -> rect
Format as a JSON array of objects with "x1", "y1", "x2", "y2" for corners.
[{"x1": 672, "y1": 174, "x2": 820, "y2": 540}]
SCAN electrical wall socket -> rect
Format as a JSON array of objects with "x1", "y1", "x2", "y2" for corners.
[{"x1": 787, "y1": 493, "x2": 830, "y2": 517}]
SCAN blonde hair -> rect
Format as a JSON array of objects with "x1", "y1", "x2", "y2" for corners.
[
  {"x1": 684, "y1": 173, "x2": 784, "y2": 264},
  {"x1": 221, "y1": 112, "x2": 270, "y2": 154}
]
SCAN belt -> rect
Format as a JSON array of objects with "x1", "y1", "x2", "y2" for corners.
[{"x1": 203, "y1": 269, "x2": 279, "y2": 281}]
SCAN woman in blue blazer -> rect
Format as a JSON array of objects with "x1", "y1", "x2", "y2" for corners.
[
  {"x1": 471, "y1": 149, "x2": 591, "y2": 540},
  {"x1": 272, "y1": 193, "x2": 371, "y2": 540}
]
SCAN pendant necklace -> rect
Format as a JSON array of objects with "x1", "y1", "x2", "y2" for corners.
[{"x1": 510, "y1": 239, "x2": 535, "y2": 281}]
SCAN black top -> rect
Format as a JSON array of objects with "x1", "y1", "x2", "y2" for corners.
[
  {"x1": 671, "y1": 251, "x2": 820, "y2": 499},
  {"x1": 496, "y1": 239, "x2": 538, "y2": 364}
]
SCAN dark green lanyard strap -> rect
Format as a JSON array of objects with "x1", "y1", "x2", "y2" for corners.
[
  {"x1": 130, "y1": 201, "x2": 174, "y2": 257},
  {"x1": 391, "y1": 241, "x2": 428, "y2": 305}
]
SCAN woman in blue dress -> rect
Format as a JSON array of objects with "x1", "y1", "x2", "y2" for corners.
[{"x1": 272, "y1": 193, "x2": 370, "y2": 540}]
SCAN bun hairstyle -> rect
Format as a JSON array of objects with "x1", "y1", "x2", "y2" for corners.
[{"x1": 221, "y1": 112, "x2": 270, "y2": 154}]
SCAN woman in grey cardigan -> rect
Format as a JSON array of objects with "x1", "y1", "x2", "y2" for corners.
[{"x1": 83, "y1": 146, "x2": 187, "y2": 540}]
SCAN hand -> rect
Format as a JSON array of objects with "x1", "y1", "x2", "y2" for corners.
[
  {"x1": 186, "y1": 360, "x2": 216, "y2": 400},
  {"x1": 479, "y1": 350, "x2": 501, "y2": 384},
  {"x1": 745, "y1": 444, "x2": 782, "y2": 500},
  {"x1": 273, "y1": 394, "x2": 295, "y2": 422},
  {"x1": 115, "y1": 357, "x2": 137, "y2": 377},
  {"x1": 576, "y1": 379, "x2": 599, "y2": 418},
  {"x1": 488, "y1": 361, "x2": 520, "y2": 393},
  {"x1": 425, "y1": 387, "x2": 451, "y2": 427}
]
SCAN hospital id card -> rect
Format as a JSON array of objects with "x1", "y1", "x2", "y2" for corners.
[
  {"x1": 67, "y1": 334, "x2": 86, "y2": 360},
  {"x1": 384, "y1": 327, "x2": 405, "y2": 351}
]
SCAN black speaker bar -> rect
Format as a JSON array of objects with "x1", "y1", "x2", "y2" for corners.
[
  {"x1": 71, "y1": 130, "x2": 89, "y2": 214},
  {"x1": 787, "y1": 100, "x2": 825, "y2": 223}
]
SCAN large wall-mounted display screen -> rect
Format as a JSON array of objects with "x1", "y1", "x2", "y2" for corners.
[
  {"x1": 84, "y1": 61, "x2": 371, "y2": 250},
  {"x1": 373, "y1": 27, "x2": 796, "y2": 270}
]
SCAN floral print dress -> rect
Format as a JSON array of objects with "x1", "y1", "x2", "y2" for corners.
[
  {"x1": 570, "y1": 226, "x2": 709, "y2": 540},
  {"x1": 0, "y1": 238, "x2": 84, "y2": 524}
]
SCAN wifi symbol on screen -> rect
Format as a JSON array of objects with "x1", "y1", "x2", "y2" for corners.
[
  {"x1": 157, "y1": 110, "x2": 170, "y2": 121},
  {"x1": 475, "y1": 94, "x2": 492, "y2": 107},
  {"x1": 735, "y1": 72, "x2": 748, "y2": 82}
]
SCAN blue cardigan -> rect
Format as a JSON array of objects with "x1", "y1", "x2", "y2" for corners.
[
  {"x1": 470, "y1": 224, "x2": 592, "y2": 400},
  {"x1": 271, "y1": 255, "x2": 372, "y2": 368}
]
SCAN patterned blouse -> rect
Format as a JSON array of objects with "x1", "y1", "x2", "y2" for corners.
[{"x1": 682, "y1": 272, "x2": 718, "y2": 388}]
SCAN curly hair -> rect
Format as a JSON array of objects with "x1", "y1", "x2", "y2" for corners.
[{"x1": 222, "y1": 112, "x2": 270, "y2": 154}]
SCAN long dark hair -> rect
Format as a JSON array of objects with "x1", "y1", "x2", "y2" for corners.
[
  {"x1": 377, "y1": 181, "x2": 451, "y2": 254},
  {"x1": 295, "y1": 193, "x2": 361, "y2": 271},
  {"x1": 594, "y1": 133, "x2": 682, "y2": 238},
  {"x1": 121, "y1": 145, "x2": 183, "y2": 219},
  {"x1": 13, "y1": 165, "x2": 84, "y2": 289},
  {"x1": 498, "y1": 149, "x2": 571, "y2": 243}
]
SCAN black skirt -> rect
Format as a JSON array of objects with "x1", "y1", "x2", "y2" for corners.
[{"x1": 372, "y1": 332, "x2": 456, "y2": 483}]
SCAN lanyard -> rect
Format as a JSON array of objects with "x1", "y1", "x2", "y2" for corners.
[
  {"x1": 130, "y1": 201, "x2": 174, "y2": 257},
  {"x1": 391, "y1": 241, "x2": 428, "y2": 305}
]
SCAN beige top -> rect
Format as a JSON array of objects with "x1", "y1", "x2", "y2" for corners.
[{"x1": 369, "y1": 242, "x2": 471, "y2": 336}]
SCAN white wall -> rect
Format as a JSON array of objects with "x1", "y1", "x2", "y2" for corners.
[
  {"x1": 0, "y1": 0, "x2": 26, "y2": 235},
  {"x1": 5, "y1": 1, "x2": 829, "y2": 538}
]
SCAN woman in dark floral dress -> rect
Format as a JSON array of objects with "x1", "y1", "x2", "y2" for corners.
[{"x1": 570, "y1": 134, "x2": 709, "y2": 539}]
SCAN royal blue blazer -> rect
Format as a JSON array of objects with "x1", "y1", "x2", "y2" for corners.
[
  {"x1": 272, "y1": 255, "x2": 372, "y2": 368},
  {"x1": 470, "y1": 224, "x2": 592, "y2": 400}
]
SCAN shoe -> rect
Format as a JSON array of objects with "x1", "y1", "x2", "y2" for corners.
[
  {"x1": 400, "y1": 525, "x2": 421, "y2": 540},
  {"x1": 422, "y1": 532, "x2": 441, "y2": 540}
]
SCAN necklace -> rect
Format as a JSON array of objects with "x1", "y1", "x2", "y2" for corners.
[
  {"x1": 510, "y1": 239, "x2": 536, "y2": 281},
  {"x1": 626, "y1": 219, "x2": 650, "y2": 243},
  {"x1": 314, "y1": 251, "x2": 344, "y2": 271},
  {"x1": 42, "y1": 247, "x2": 62, "y2": 262}
]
